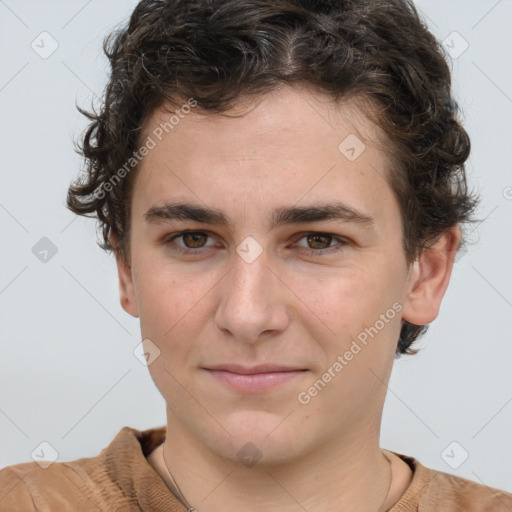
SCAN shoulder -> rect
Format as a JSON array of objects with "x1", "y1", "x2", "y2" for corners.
[
  {"x1": 0, "y1": 463, "x2": 36, "y2": 511},
  {"x1": 0, "y1": 460, "x2": 99, "y2": 512},
  {"x1": 419, "y1": 466, "x2": 512, "y2": 511},
  {"x1": 392, "y1": 451, "x2": 512, "y2": 512},
  {"x1": 0, "y1": 425, "x2": 167, "y2": 512}
]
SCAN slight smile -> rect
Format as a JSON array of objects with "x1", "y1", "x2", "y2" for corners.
[{"x1": 203, "y1": 364, "x2": 309, "y2": 393}]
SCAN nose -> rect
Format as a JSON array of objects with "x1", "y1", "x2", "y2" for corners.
[{"x1": 214, "y1": 248, "x2": 290, "y2": 344}]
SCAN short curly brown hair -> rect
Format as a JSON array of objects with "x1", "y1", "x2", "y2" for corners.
[{"x1": 66, "y1": 0, "x2": 480, "y2": 356}]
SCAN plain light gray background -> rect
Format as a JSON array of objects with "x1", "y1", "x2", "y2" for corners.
[{"x1": 1, "y1": 0, "x2": 511, "y2": 494}]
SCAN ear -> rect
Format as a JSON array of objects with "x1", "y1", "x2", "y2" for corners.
[
  {"x1": 401, "y1": 225, "x2": 461, "y2": 326},
  {"x1": 110, "y1": 231, "x2": 139, "y2": 318}
]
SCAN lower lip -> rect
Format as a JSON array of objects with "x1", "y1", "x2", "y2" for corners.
[{"x1": 205, "y1": 369, "x2": 307, "y2": 392}]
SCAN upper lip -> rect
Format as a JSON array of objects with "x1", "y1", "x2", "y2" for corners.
[{"x1": 204, "y1": 364, "x2": 306, "y2": 374}]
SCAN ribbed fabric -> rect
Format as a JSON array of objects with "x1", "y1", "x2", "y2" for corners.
[{"x1": 1, "y1": 425, "x2": 511, "y2": 511}]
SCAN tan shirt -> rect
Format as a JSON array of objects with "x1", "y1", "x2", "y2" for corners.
[{"x1": 1, "y1": 425, "x2": 511, "y2": 511}]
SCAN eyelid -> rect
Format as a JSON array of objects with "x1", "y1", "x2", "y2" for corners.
[
  {"x1": 292, "y1": 231, "x2": 348, "y2": 245},
  {"x1": 291, "y1": 232, "x2": 349, "y2": 255},
  {"x1": 163, "y1": 230, "x2": 349, "y2": 256},
  {"x1": 168, "y1": 230, "x2": 218, "y2": 248}
]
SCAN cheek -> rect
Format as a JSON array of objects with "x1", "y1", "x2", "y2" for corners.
[
  {"x1": 133, "y1": 261, "x2": 210, "y2": 346},
  {"x1": 288, "y1": 265, "x2": 401, "y2": 360},
  {"x1": 284, "y1": 267, "x2": 381, "y2": 331}
]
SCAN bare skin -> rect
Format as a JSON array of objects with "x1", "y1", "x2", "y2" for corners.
[
  {"x1": 113, "y1": 84, "x2": 459, "y2": 511},
  {"x1": 147, "y1": 442, "x2": 414, "y2": 509}
]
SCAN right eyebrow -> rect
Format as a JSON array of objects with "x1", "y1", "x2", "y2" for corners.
[{"x1": 144, "y1": 202, "x2": 229, "y2": 227}]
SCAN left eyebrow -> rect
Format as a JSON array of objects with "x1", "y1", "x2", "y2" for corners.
[
  {"x1": 271, "y1": 202, "x2": 375, "y2": 228},
  {"x1": 143, "y1": 201, "x2": 375, "y2": 229}
]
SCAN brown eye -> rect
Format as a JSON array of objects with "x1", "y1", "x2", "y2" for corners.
[
  {"x1": 306, "y1": 233, "x2": 333, "y2": 250},
  {"x1": 294, "y1": 232, "x2": 348, "y2": 256},
  {"x1": 164, "y1": 230, "x2": 218, "y2": 256},
  {"x1": 181, "y1": 232, "x2": 209, "y2": 248}
]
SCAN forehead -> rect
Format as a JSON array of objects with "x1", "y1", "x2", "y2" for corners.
[
  {"x1": 141, "y1": 87, "x2": 385, "y2": 154},
  {"x1": 132, "y1": 86, "x2": 397, "y2": 230}
]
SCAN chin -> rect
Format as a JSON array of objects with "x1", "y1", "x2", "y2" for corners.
[{"x1": 205, "y1": 409, "x2": 309, "y2": 467}]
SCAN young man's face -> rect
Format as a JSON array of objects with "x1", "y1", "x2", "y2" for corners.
[{"x1": 115, "y1": 85, "x2": 457, "y2": 465}]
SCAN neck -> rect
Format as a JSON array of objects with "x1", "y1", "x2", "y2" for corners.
[{"x1": 150, "y1": 416, "x2": 399, "y2": 512}]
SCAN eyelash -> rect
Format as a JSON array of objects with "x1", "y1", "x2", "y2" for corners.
[{"x1": 163, "y1": 231, "x2": 348, "y2": 257}]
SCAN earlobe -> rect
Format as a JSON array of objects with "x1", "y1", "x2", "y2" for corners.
[
  {"x1": 401, "y1": 225, "x2": 461, "y2": 326},
  {"x1": 110, "y1": 232, "x2": 139, "y2": 318}
]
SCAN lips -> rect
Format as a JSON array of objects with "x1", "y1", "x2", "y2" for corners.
[
  {"x1": 205, "y1": 363, "x2": 306, "y2": 374},
  {"x1": 203, "y1": 364, "x2": 308, "y2": 393}
]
